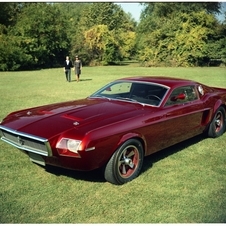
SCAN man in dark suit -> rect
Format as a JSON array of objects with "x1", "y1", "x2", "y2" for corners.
[{"x1": 63, "y1": 56, "x2": 73, "y2": 82}]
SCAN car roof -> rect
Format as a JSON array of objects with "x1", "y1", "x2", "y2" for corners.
[{"x1": 118, "y1": 76, "x2": 196, "y2": 89}]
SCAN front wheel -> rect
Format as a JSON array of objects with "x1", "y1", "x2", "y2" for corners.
[
  {"x1": 208, "y1": 106, "x2": 226, "y2": 138},
  {"x1": 104, "y1": 139, "x2": 144, "y2": 185}
]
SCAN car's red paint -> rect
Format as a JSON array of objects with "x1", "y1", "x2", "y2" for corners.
[{"x1": 0, "y1": 76, "x2": 226, "y2": 184}]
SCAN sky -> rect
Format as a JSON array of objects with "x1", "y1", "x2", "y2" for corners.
[
  {"x1": 116, "y1": 2, "x2": 226, "y2": 22},
  {"x1": 116, "y1": 3, "x2": 143, "y2": 21}
]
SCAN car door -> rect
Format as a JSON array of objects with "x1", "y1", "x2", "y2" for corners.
[{"x1": 144, "y1": 86, "x2": 204, "y2": 152}]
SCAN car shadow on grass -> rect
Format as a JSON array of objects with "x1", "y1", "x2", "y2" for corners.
[
  {"x1": 141, "y1": 134, "x2": 205, "y2": 173},
  {"x1": 44, "y1": 134, "x2": 206, "y2": 184},
  {"x1": 45, "y1": 164, "x2": 106, "y2": 183}
]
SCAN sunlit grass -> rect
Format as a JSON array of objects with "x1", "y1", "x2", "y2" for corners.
[{"x1": 0, "y1": 66, "x2": 226, "y2": 223}]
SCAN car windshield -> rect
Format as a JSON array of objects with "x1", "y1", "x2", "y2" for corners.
[{"x1": 90, "y1": 81, "x2": 168, "y2": 106}]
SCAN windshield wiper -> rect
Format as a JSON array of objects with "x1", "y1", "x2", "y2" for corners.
[
  {"x1": 115, "y1": 96, "x2": 148, "y2": 106},
  {"x1": 90, "y1": 95, "x2": 111, "y2": 100},
  {"x1": 115, "y1": 96, "x2": 138, "y2": 102}
]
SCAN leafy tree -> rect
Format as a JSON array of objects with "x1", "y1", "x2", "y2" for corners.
[
  {"x1": 84, "y1": 25, "x2": 110, "y2": 57},
  {"x1": 0, "y1": 2, "x2": 22, "y2": 27},
  {"x1": 205, "y1": 13, "x2": 226, "y2": 66},
  {"x1": 54, "y1": 3, "x2": 89, "y2": 55},
  {"x1": 79, "y1": 3, "x2": 136, "y2": 65},
  {"x1": 136, "y1": 2, "x2": 223, "y2": 66},
  {"x1": 5, "y1": 3, "x2": 70, "y2": 70},
  {"x1": 82, "y1": 3, "x2": 135, "y2": 31},
  {"x1": 1, "y1": 2, "x2": 225, "y2": 70},
  {"x1": 0, "y1": 33, "x2": 24, "y2": 70}
]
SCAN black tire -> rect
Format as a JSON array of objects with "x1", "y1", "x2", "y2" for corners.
[
  {"x1": 208, "y1": 106, "x2": 226, "y2": 138},
  {"x1": 104, "y1": 139, "x2": 144, "y2": 185}
]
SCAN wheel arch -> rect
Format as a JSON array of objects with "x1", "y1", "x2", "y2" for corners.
[
  {"x1": 207, "y1": 104, "x2": 226, "y2": 138},
  {"x1": 205, "y1": 100, "x2": 226, "y2": 126},
  {"x1": 213, "y1": 100, "x2": 226, "y2": 114},
  {"x1": 116, "y1": 132, "x2": 147, "y2": 156},
  {"x1": 220, "y1": 103, "x2": 226, "y2": 113},
  {"x1": 212, "y1": 101, "x2": 226, "y2": 125}
]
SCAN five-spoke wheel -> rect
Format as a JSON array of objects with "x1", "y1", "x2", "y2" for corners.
[
  {"x1": 208, "y1": 106, "x2": 226, "y2": 138},
  {"x1": 104, "y1": 139, "x2": 144, "y2": 185}
]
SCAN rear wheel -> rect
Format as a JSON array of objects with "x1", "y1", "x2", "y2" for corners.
[
  {"x1": 104, "y1": 139, "x2": 144, "y2": 185},
  {"x1": 208, "y1": 106, "x2": 226, "y2": 138}
]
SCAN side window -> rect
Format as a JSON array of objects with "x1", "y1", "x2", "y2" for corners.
[
  {"x1": 165, "y1": 86, "x2": 197, "y2": 106},
  {"x1": 186, "y1": 86, "x2": 198, "y2": 101}
]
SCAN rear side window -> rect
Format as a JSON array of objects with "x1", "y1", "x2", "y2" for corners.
[{"x1": 165, "y1": 86, "x2": 198, "y2": 106}]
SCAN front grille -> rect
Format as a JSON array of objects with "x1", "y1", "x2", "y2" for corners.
[{"x1": 0, "y1": 126, "x2": 52, "y2": 156}]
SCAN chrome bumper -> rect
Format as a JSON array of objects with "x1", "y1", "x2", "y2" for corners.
[{"x1": 0, "y1": 125, "x2": 52, "y2": 156}]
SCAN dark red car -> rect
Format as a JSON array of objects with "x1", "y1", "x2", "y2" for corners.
[{"x1": 0, "y1": 76, "x2": 226, "y2": 185}]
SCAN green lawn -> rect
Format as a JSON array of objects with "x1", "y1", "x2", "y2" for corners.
[{"x1": 0, "y1": 66, "x2": 226, "y2": 223}]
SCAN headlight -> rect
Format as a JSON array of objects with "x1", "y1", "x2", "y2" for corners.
[
  {"x1": 56, "y1": 138, "x2": 82, "y2": 157},
  {"x1": 67, "y1": 139, "x2": 81, "y2": 153}
]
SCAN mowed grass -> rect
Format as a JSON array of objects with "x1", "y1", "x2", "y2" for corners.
[{"x1": 0, "y1": 65, "x2": 226, "y2": 223}]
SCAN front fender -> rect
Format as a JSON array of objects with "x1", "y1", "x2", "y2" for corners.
[{"x1": 117, "y1": 132, "x2": 147, "y2": 155}]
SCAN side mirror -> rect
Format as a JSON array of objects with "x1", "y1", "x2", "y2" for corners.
[{"x1": 170, "y1": 93, "x2": 186, "y2": 101}]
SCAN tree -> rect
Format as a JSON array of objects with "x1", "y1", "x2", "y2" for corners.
[
  {"x1": 136, "y1": 2, "x2": 223, "y2": 66},
  {"x1": 54, "y1": 2, "x2": 89, "y2": 55},
  {"x1": 0, "y1": 2, "x2": 22, "y2": 27},
  {"x1": 78, "y1": 3, "x2": 136, "y2": 65},
  {"x1": 4, "y1": 3, "x2": 70, "y2": 70},
  {"x1": 84, "y1": 25, "x2": 110, "y2": 57}
]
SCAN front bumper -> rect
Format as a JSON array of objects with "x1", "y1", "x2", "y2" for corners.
[{"x1": 0, "y1": 125, "x2": 52, "y2": 157}]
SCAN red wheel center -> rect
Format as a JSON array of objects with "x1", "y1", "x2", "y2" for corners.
[{"x1": 118, "y1": 147, "x2": 139, "y2": 178}]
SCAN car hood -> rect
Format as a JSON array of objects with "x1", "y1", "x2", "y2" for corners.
[{"x1": 1, "y1": 98, "x2": 154, "y2": 139}]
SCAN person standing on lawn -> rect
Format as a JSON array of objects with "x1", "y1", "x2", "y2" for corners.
[
  {"x1": 63, "y1": 56, "x2": 73, "y2": 82},
  {"x1": 74, "y1": 55, "x2": 82, "y2": 82}
]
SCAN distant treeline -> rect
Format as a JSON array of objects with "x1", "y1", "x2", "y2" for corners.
[{"x1": 0, "y1": 2, "x2": 225, "y2": 71}]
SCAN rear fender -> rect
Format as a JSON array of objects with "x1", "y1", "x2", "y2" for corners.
[
  {"x1": 202, "y1": 96, "x2": 225, "y2": 125},
  {"x1": 205, "y1": 100, "x2": 226, "y2": 128},
  {"x1": 213, "y1": 99, "x2": 225, "y2": 114}
]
